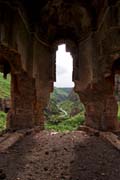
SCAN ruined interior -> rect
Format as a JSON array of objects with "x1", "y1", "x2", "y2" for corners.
[
  {"x1": 0, "y1": 0, "x2": 119, "y2": 131},
  {"x1": 1, "y1": 1, "x2": 120, "y2": 179}
]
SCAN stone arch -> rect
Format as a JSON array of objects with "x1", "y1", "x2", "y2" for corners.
[
  {"x1": 0, "y1": 45, "x2": 21, "y2": 129},
  {"x1": 0, "y1": 45, "x2": 22, "y2": 74},
  {"x1": 76, "y1": 50, "x2": 120, "y2": 131},
  {"x1": 0, "y1": 44, "x2": 36, "y2": 130}
]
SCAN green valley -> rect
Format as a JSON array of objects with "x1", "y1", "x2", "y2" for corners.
[{"x1": 45, "y1": 87, "x2": 85, "y2": 131}]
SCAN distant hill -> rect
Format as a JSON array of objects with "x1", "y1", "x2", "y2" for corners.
[
  {"x1": 59, "y1": 89, "x2": 84, "y2": 117},
  {"x1": 50, "y1": 87, "x2": 72, "y2": 103},
  {"x1": 46, "y1": 87, "x2": 85, "y2": 122}
]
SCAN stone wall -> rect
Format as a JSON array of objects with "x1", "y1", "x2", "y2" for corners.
[
  {"x1": 33, "y1": 38, "x2": 53, "y2": 128},
  {"x1": 75, "y1": 1, "x2": 120, "y2": 130},
  {"x1": 0, "y1": 0, "x2": 120, "y2": 131},
  {"x1": 0, "y1": 1, "x2": 53, "y2": 130}
]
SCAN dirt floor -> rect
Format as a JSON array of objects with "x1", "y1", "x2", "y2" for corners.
[{"x1": 0, "y1": 130, "x2": 120, "y2": 180}]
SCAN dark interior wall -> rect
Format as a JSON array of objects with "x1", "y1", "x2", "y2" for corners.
[
  {"x1": 33, "y1": 38, "x2": 53, "y2": 99},
  {"x1": 0, "y1": 1, "x2": 34, "y2": 75},
  {"x1": 75, "y1": 35, "x2": 93, "y2": 91},
  {"x1": 92, "y1": 1, "x2": 120, "y2": 81}
]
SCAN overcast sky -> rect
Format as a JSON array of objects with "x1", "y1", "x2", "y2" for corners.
[{"x1": 54, "y1": 44, "x2": 74, "y2": 88}]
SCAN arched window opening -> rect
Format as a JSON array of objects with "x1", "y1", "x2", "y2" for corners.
[
  {"x1": 0, "y1": 61, "x2": 11, "y2": 132},
  {"x1": 54, "y1": 44, "x2": 74, "y2": 88},
  {"x1": 45, "y1": 44, "x2": 85, "y2": 131}
]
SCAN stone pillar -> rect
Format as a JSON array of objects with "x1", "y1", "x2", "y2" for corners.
[
  {"x1": 76, "y1": 76, "x2": 119, "y2": 131},
  {"x1": 34, "y1": 98, "x2": 48, "y2": 130},
  {"x1": 7, "y1": 71, "x2": 36, "y2": 130},
  {"x1": 34, "y1": 80, "x2": 52, "y2": 130}
]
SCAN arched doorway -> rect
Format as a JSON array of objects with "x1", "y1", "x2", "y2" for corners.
[{"x1": 45, "y1": 43, "x2": 85, "y2": 131}]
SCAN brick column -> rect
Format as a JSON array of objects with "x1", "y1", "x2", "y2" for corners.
[
  {"x1": 7, "y1": 71, "x2": 36, "y2": 130},
  {"x1": 34, "y1": 81, "x2": 52, "y2": 130},
  {"x1": 76, "y1": 76, "x2": 119, "y2": 131},
  {"x1": 34, "y1": 99, "x2": 46, "y2": 130}
]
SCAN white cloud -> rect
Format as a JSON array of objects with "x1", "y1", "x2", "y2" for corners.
[
  {"x1": 57, "y1": 65, "x2": 67, "y2": 75},
  {"x1": 54, "y1": 44, "x2": 74, "y2": 88}
]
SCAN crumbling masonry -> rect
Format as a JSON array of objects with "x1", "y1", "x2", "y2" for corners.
[{"x1": 0, "y1": 0, "x2": 120, "y2": 131}]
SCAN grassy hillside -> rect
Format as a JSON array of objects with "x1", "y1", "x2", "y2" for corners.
[
  {"x1": 0, "y1": 73, "x2": 10, "y2": 131},
  {"x1": 51, "y1": 87, "x2": 72, "y2": 103},
  {"x1": 118, "y1": 102, "x2": 120, "y2": 120},
  {"x1": 45, "y1": 113, "x2": 84, "y2": 132},
  {"x1": 0, "y1": 111, "x2": 6, "y2": 131},
  {"x1": 45, "y1": 88, "x2": 85, "y2": 131},
  {"x1": 0, "y1": 73, "x2": 11, "y2": 98},
  {"x1": 49, "y1": 88, "x2": 84, "y2": 117}
]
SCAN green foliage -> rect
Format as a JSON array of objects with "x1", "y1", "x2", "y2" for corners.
[
  {"x1": 118, "y1": 102, "x2": 120, "y2": 121},
  {"x1": 45, "y1": 113, "x2": 84, "y2": 132},
  {"x1": 50, "y1": 88, "x2": 72, "y2": 103},
  {"x1": 59, "y1": 100, "x2": 73, "y2": 114},
  {"x1": 59, "y1": 100, "x2": 84, "y2": 116},
  {"x1": 45, "y1": 87, "x2": 85, "y2": 131},
  {"x1": 0, "y1": 73, "x2": 10, "y2": 131},
  {"x1": 0, "y1": 73, "x2": 11, "y2": 98},
  {"x1": 0, "y1": 111, "x2": 6, "y2": 131},
  {"x1": 47, "y1": 115, "x2": 67, "y2": 125}
]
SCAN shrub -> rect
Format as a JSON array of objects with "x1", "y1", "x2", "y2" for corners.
[{"x1": 45, "y1": 113, "x2": 84, "y2": 132}]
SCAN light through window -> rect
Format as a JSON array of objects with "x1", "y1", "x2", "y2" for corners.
[{"x1": 54, "y1": 44, "x2": 74, "y2": 88}]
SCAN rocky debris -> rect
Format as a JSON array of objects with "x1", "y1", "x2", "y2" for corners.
[
  {"x1": 0, "y1": 129, "x2": 34, "y2": 153},
  {"x1": 0, "y1": 131, "x2": 120, "y2": 180}
]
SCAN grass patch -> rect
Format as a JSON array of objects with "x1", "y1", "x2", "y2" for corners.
[
  {"x1": 45, "y1": 113, "x2": 84, "y2": 132},
  {"x1": 118, "y1": 102, "x2": 120, "y2": 121},
  {"x1": 0, "y1": 111, "x2": 6, "y2": 131},
  {"x1": 0, "y1": 73, "x2": 11, "y2": 98},
  {"x1": 59, "y1": 100, "x2": 74, "y2": 115}
]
